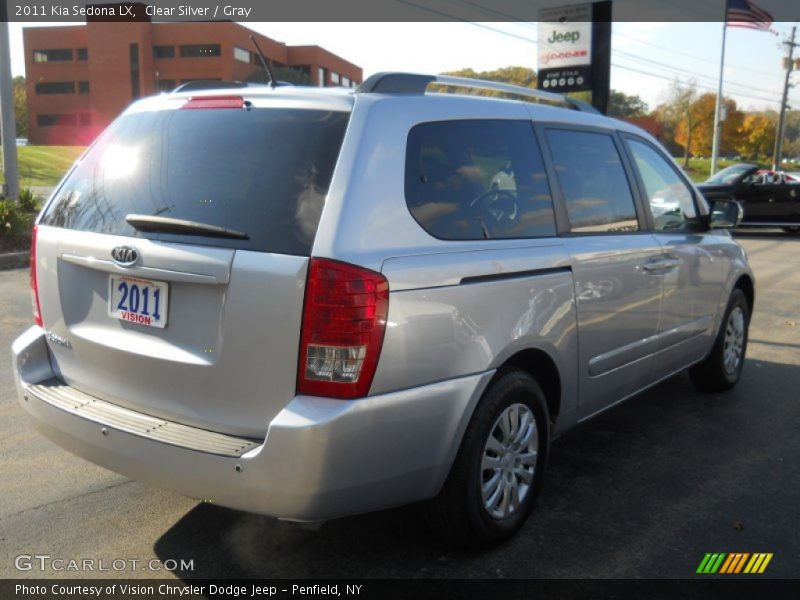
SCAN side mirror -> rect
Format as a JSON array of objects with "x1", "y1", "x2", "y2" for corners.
[{"x1": 709, "y1": 198, "x2": 743, "y2": 229}]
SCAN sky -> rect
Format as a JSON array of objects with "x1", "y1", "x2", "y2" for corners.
[{"x1": 7, "y1": 19, "x2": 798, "y2": 113}]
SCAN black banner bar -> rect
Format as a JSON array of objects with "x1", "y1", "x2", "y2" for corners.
[
  {"x1": 3, "y1": 579, "x2": 800, "y2": 600},
  {"x1": 3, "y1": 0, "x2": 800, "y2": 23}
]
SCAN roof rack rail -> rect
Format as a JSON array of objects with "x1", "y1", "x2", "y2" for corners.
[{"x1": 356, "y1": 72, "x2": 599, "y2": 114}]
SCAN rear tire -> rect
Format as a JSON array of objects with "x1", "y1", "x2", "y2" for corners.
[
  {"x1": 424, "y1": 368, "x2": 549, "y2": 548},
  {"x1": 689, "y1": 288, "x2": 750, "y2": 392}
]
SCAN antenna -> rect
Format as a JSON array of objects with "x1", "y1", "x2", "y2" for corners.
[{"x1": 249, "y1": 35, "x2": 276, "y2": 89}]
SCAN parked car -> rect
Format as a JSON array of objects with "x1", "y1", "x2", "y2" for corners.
[
  {"x1": 698, "y1": 163, "x2": 800, "y2": 233},
  {"x1": 12, "y1": 73, "x2": 754, "y2": 547}
]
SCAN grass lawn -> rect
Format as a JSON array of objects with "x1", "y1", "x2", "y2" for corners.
[
  {"x1": 673, "y1": 158, "x2": 743, "y2": 183},
  {"x1": 0, "y1": 145, "x2": 85, "y2": 188}
]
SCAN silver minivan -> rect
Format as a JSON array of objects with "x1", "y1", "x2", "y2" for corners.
[{"x1": 13, "y1": 73, "x2": 754, "y2": 547}]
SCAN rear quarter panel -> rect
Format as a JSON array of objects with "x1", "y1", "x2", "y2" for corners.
[{"x1": 372, "y1": 244, "x2": 579, "y2": 432}]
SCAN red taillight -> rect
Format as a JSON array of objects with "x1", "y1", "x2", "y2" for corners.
[
  {"x1": 30, "y1": 225, "x2": 43, "y2": 327},
  {"x1": 297, "y1": 258, "x2": 389, "y2": 399},
  {"x1": 181, "y1": 96, "x2": 244, "y2": 110}
]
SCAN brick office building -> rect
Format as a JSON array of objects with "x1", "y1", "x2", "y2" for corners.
[{"x1": 24, "y1": 20, "x2": 362, "y2": 145}]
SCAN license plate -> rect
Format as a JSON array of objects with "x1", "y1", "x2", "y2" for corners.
[{"x1": 108, "y1": 275, "x2": 169, "y2": 328}]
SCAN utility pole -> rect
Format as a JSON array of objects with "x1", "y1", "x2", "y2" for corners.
[
  {"x1": 773, "y1": 25, "x2": 798, "y2": 171},
  {"x1": 710, "y1": 17, "x2": 728, "y2": 176},
  {"x1": 0, "y1": 0, "x2": 20, "y2": 200}
]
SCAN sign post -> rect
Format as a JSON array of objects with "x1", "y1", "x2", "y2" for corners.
[
  {"x1": 0, "y1": 0, "x2": 20, "y2": 200},
  {"x1": 537, "y1": 1, "x2": 612, "y2": 114}
]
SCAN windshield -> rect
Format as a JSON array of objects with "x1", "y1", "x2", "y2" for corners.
[
  {"x1": 705, "y1": 164, "x2": 755, "y2": 185},
  {"x1": 41, "y1": 106, "x2": 350, "y2": 256}
]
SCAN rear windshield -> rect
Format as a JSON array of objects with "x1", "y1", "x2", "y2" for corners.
[{"x1": 41, "y1": 106, "x2": 350, "y2": 255}]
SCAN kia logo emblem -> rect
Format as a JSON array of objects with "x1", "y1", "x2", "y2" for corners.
[{"x1": 111, "y1": 246, "x2": 139, "y2": 266}]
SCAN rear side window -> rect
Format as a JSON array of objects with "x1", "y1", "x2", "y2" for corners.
[
  {"x1": 405, "y1": 120, "x2": 556, "y2": 240},
  {"x1": 41, "y1": 107, "x2": 350, "y2": 255},
  {"x1": 546, "y1": 129, "x2": 639, "y2": 233}
]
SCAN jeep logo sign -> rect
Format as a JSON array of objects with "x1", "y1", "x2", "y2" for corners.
[
  {"x1": 547, "y1": 30, "x2": 581, "y2": 44},
  {"x1": 111, "y1": 246, "x2": 139, "y2": 266},
  {"x1": 538, "y1": 4, "x2": 592, "y2": 70}
]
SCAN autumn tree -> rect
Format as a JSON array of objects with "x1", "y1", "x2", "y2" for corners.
[
  {"x1": 677, "y1": 93, "x2": 743, "y2": 158},
  {"x1": 737, "y1": 113, "x2": 775, "y2": 160},
  {"x1": 654, "y1": 80, "x2": 701, "y2": 167}
]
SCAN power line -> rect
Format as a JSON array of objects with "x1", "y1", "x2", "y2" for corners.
[
  {"x1": 612, "y1": 62, "x2": 783, "y2": 104},
  {"x1": 612, "y1": 49, "x2": 783, "y2": 100},
  {"x1": 612, "y1": 30, "x2": 785, "y2": 79}
]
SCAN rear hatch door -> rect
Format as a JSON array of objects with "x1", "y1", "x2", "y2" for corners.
[{"x1": 35, "y1": 95, "x2": 351, "y2": 438}]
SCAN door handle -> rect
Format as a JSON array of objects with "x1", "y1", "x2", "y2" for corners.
[{"x1": 642, "y1": 259, "x2": 681, "y2": 273}]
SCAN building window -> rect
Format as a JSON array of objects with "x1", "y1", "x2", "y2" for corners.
[
  {"x1": 78, "y1": 81, "x2": 90, "y2": 94},
  {"x1": 330, "y1": 72, "x2": 340, "y2": 85},
  {"x1": 130, "y1": 43, "x2": 140, "y2": 100},
  {"x1": 179, "y1": 44, "x2": 221, "y2": 58},
  {"x1": 180, "y1": 78, "x2": 221, "y2": 84},
  {"x1": 341, "y1": 76, "x2": 350, "y2": 87},
  {"x1": 77, "y1": 48, "x2": 88, "y2": 61},
  {"x1": 157, "y1": 79, "x2": 176, "y2": 92},
  {"x1": 78, "y1": 113, "x2": 91, "y2": 126},
  {"x1": 33, "y1": 49, "x2": 73, "y2": 63},
  {"x1": 234, "y1": 47, "x2": 251, "y2": 63},
  {"x1": 35, "y1": 81, "x2": 76, "y2": 94},
  {"x1": 37, "y1": 114, "x2": 77, "y2": 127},
  {"x1": 154, "y1": 45, "x2": 175, "y2": 59}
]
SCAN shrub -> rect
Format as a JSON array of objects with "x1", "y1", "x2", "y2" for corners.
[
  {"x1": 0, "y1": 199, "x2": 27, "y2": 239},
  {"x1": 18, "y1": 188, "x2": 40, "y2": 213}
]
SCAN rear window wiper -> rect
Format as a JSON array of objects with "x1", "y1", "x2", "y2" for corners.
[{"x1": 126, "y1": 214, "x2": 249, "y2": 240}]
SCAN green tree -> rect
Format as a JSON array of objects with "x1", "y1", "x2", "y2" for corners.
[
  {"x1": 607, "y1": 89, "x2": 648, "y2": 118},
  {"x1": 437, "y1": 66, "x2": 537, "y2": 97},
  {"x1": 442, "y1": 66, "x2": 537, "y2": 88},
  {"x1": 13, "y1": 76, "x2": 27, "y2": 137}
]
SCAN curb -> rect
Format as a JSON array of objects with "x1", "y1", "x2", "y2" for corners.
[{"x1": 0, "y1": 251, "x2": 29, "y2": 271}]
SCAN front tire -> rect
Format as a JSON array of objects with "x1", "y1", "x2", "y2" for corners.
[
  {"x1": 689, "y1": 288, "x2": 750, "y2": 392},
  {"x1": 783, "y1": 226, "x2": 800, "y2": 234},
  {"x1": 424, "y1": 368, "x2": 549, "y2": 548}
]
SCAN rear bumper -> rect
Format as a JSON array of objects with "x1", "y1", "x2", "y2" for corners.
[{"x1": 13, "y1": 326, "x2": 493, "y2": 521}]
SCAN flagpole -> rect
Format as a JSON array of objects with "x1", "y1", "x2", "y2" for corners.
[{"x1": 710, "y1": 3, "x2": 728, "y2": 176}]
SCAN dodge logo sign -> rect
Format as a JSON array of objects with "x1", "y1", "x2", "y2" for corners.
[{"x1": 111, "y1": 246, "x2": 139, "y2": 266}]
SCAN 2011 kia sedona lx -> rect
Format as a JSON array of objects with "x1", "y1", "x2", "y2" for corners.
[{"x1": 12, "y1": 73, "x2": 754, "y2": 547}]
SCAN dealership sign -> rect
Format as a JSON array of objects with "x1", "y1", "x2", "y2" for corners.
[
  {"x1": 537, "y1": 1, "x2": 611, "y2": 112},
  {"x1": 538, "y1": 3, "x2": 592, "y2": 91}
]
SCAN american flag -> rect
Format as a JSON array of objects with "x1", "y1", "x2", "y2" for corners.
[{"x1": 726, "y1": 0, "x2": 774, "y2": 32}]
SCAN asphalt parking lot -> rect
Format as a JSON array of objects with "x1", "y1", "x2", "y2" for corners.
[{"x1": 0, "y1": 231, "x2": 798, "y2": 580}]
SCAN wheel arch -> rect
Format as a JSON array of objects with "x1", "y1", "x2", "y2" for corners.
[
  {"x1": 734, "y1": 273, "x2": 755, "y2": 315},
  {"x1": 500, "y1": 348, "x2": 562, "y2": 427}
]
